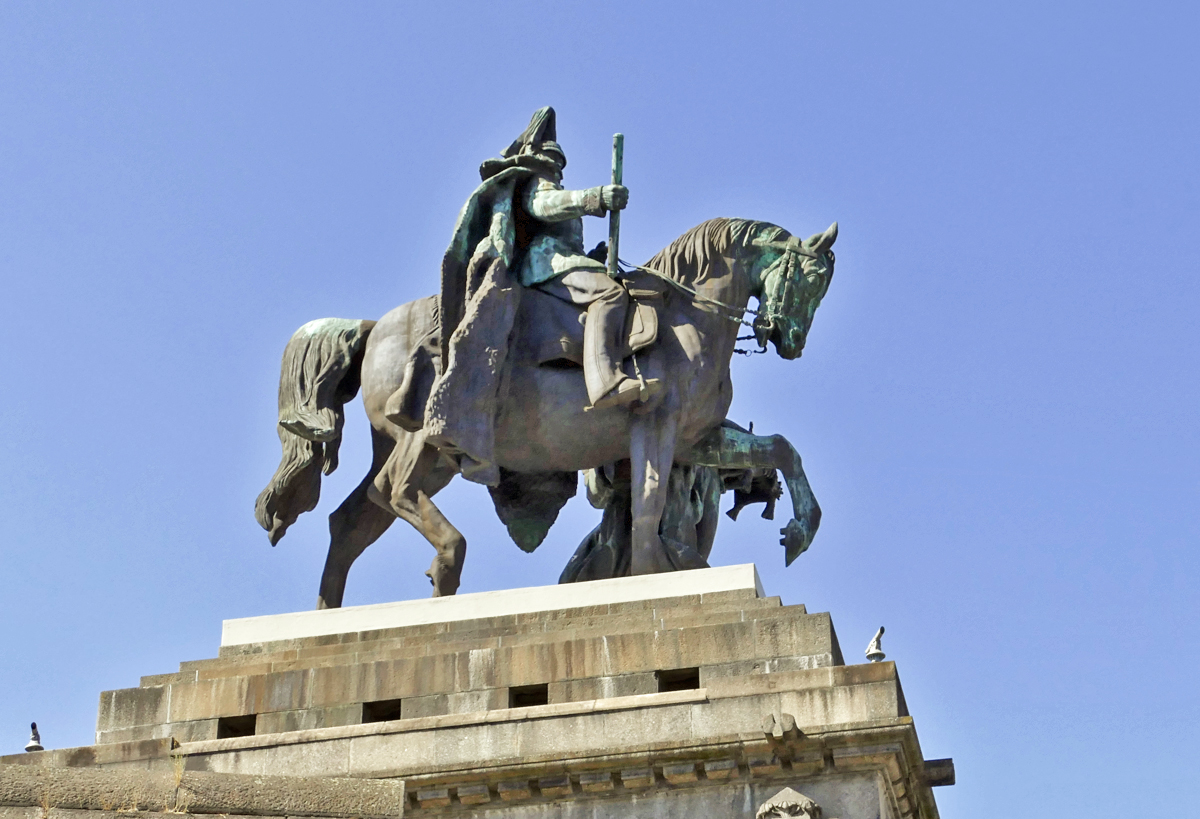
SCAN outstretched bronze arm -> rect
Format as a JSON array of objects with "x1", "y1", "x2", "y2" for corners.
[
  {"x1": 523, "y1": 179, "x2": 628, "y2": 222},
  {"x1": 682, "y1": 425, "x2": 821, "y2": 565}
]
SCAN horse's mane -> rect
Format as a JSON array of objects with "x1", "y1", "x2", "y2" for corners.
[
  {"x1": 642, "y1": 217, "x2": 787, "y2": 287},
  {"x1": 729, "y1": 217, "x2": 789, "y2": 246}
]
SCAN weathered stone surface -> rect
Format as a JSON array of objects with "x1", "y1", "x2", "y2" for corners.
[
  {"x1": 98, "y1": 601, "x2": 844, "y2": 742},
  {"x1": 177, "y1": 770, "x2": 404, "y2": 817},
  {"x1": 255, "y1": 704, "x2": 363, "y2": 735},
  {"x1": 0, "y1": 766, "x2": 176, "y2": 812},
  {"x1": 548, "y1": 672, "x2": 657, "y2": 703},
  {"x1": 0, "y1": 739, "x2": 176, "y2": 770},
  {"x1": 619, "y1": 768, "x2": 654, "y2": 789},
  {"x1": 455, "y1": 783, "x2": 492, "y2": 804},
  {"x1": 95, "y1": 688, "x2": 168, "y2": 734},
  {"x1": 194, "y1": 594, "x2": 780, "y2": 676},
  {"x1": 94, "y1": 718, "x2": 218, "y2": 746},
  {"x1": 496, "y1": 779, "x2": 531, "y2": 801},
  {"x1": 0, "y1": 766, "x2": 405, "y2": 818},
  {"x1": 748, "y1": 755, "x2": 783, "y2": 777},
  {"x1": 661, "y1": 761, "x2": 699, "y2": 783},
  {"x1": 162, "y1": 677, "x2": 252, "y2": 723},
  {"x1": 704, "y1": 757, "x2": 739, "y2": 780},
  {"x1": 413, "y1": 788, "x2": 449, "y2": 808},
  {"x1": 536, "y1": 774, "x2": 572, "y2": 798},
  {"x1": 924, "y1": 757, "x2": 955, "y2": 787},
  {"x1": 74, "y1": 572, "x2": 947, "y2": 819},
  {"x1": 577, "y1": 771, "x2": 613, "y2": 792},
  {"x1": 700, "y1": 654, "x2": 835, "y2": 684},
  {"x1": 0, "y1": 810, "x2": 271, "y2": 819},
  {"x1": 788, "y1": 751, "x2": 826, "y2": 777},
  {"x1": 399, "y1": 688, "x2": 506, "y2": 720},
  {"x1": 139, "y1": 673, "x2": 185, "y2": 687}
]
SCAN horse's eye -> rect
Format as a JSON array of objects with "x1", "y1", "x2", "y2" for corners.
[{"x1": 827, "y1": 250, "x2": 835, "y2": 264}]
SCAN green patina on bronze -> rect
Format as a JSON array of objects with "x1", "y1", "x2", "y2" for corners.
[{"x1": 255, "y1": 107, "x2": 838, "y2": 605}]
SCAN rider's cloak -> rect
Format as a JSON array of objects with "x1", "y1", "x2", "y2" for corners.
[{"x1": 423, "y1": 159, "x2": 551, "y2": 487}]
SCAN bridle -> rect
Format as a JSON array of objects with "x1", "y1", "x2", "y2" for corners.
[
  {"x1": 618, "y1": 237, "x2": 830, "y2": 356},
  {"x1": 751, "y1": 235, "x2": 825, "y2": 260}
]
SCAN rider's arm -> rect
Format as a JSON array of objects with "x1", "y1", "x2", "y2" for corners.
[{"x1": 523, "y1": 177, "x2": 607, "y2": 222}]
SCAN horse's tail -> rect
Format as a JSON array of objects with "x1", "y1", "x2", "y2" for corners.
[{"x1": 255, "y1": 317, "x2": 376, "y2": 545}]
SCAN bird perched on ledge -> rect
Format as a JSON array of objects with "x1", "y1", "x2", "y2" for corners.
[{"x1": 24, "y1": 722, "x2": 43, "y2": 752}]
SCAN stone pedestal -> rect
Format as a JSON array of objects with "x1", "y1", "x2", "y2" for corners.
[{"x1": 2, "y1": 565, "x2": 952, "y2": 819}]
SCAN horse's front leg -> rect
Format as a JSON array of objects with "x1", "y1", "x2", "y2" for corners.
[
  {"x1": 684, "y1": 427, "x2": 821, "y2": 565},
  {"x1": 629, "y1": 409, "x2": 680, "y2": 575}
]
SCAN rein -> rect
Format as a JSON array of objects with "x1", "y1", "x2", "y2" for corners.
[
  {"x1": 618, "y1": 237, "x2": 819, "y2": 328},
  {"x1": 614, "y1": 226, "x2": 825, "y2": 356},
  {"x1": 617, "y1": 257, "x2": 761, "y2": 328},
  {"x1": 620, "y1": 259, "x2": 767, "y2": 356},
  {"x1": 750, "y1": 236, "x2": 822, "y2": 259}
]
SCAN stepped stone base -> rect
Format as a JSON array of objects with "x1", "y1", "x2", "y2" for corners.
[{"x1": 2, "y1": 565, "x2": 952, "y2": 818}]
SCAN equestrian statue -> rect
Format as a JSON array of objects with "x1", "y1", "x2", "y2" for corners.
[{"x1": 255, "y1": 107, "x2": 837, "y2": 608}]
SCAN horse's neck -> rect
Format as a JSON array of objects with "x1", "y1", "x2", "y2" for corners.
[
  {"x1": 674, "y1": 229, "x2": 754, "y2": 305},
  {"x1": 651, "y1": 218, "x2": 761, "y2": 346},
  {"x1": 673, "y1": 252, "x2": 753, "y2": 371},
  {"x1": 691, "y1": 243, "x2": 758, "y2": 319}
]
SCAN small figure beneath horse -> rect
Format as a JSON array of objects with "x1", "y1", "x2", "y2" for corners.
[{"x1": 255, "y1": 107, "x2": 837, "y2": 608}]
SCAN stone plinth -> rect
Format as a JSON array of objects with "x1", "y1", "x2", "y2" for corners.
[
  {"x1": 5, "y1": 565, "x2": 952, "y2": 819},
  {"x1": 220, "y1": 564, "x2": 765, "y2": 647}
]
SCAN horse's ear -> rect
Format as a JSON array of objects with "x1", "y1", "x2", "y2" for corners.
[{"x1": 806, "y1": 222, "x2": 838, "y2": 254}]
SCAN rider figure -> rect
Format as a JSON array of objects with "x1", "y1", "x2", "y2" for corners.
[{"x1": 504, "y1": 107, "x2": 659, "y2": 409}]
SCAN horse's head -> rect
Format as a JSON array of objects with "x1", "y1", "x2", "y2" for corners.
[{"x1": 748, "y1": 222, "x2": 837, "y2": 360}]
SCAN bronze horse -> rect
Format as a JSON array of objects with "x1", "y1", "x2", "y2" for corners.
[{"x1": 256, "y1": 217, "x2": 836, "y2": 608}]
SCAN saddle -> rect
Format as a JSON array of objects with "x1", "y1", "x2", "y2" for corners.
[
  {"x1": 385, "y1": 276, "x2": 666, "y2": 432},
  {"x1": 514, "y1": 271, "x2": 667, "y2": 367}
]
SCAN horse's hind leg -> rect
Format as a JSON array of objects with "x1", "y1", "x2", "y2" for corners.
[
  {"x1": 371, "y1": 432, "x2": 464, "y2": 597},
  {"x1": 317, "y1": 430, "x2": 397, "y2": 610}
]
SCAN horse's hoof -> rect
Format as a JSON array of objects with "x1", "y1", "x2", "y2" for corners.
[
  {"x1": 780, "y1": 520, "x2": 811, "y2": 566},
  {"x1": 426, "y1": 564, "x2": 461, "y2": 598}
]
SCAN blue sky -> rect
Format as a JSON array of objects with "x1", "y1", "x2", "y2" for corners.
[{"x1": 1, "y1": 2, "x2": 1197, "y2": 815}]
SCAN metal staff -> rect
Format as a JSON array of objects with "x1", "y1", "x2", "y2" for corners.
[
  {"x1": 607, "y1": 133, "x2": 624, "y2": 278},
  {"x1": 606, "y1": 133, "x2": 649, "y2": 398}
]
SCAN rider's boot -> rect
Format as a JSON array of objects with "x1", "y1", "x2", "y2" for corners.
[{"x1": 584, "y1": 289, "x2": 661, "y2": 409}]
